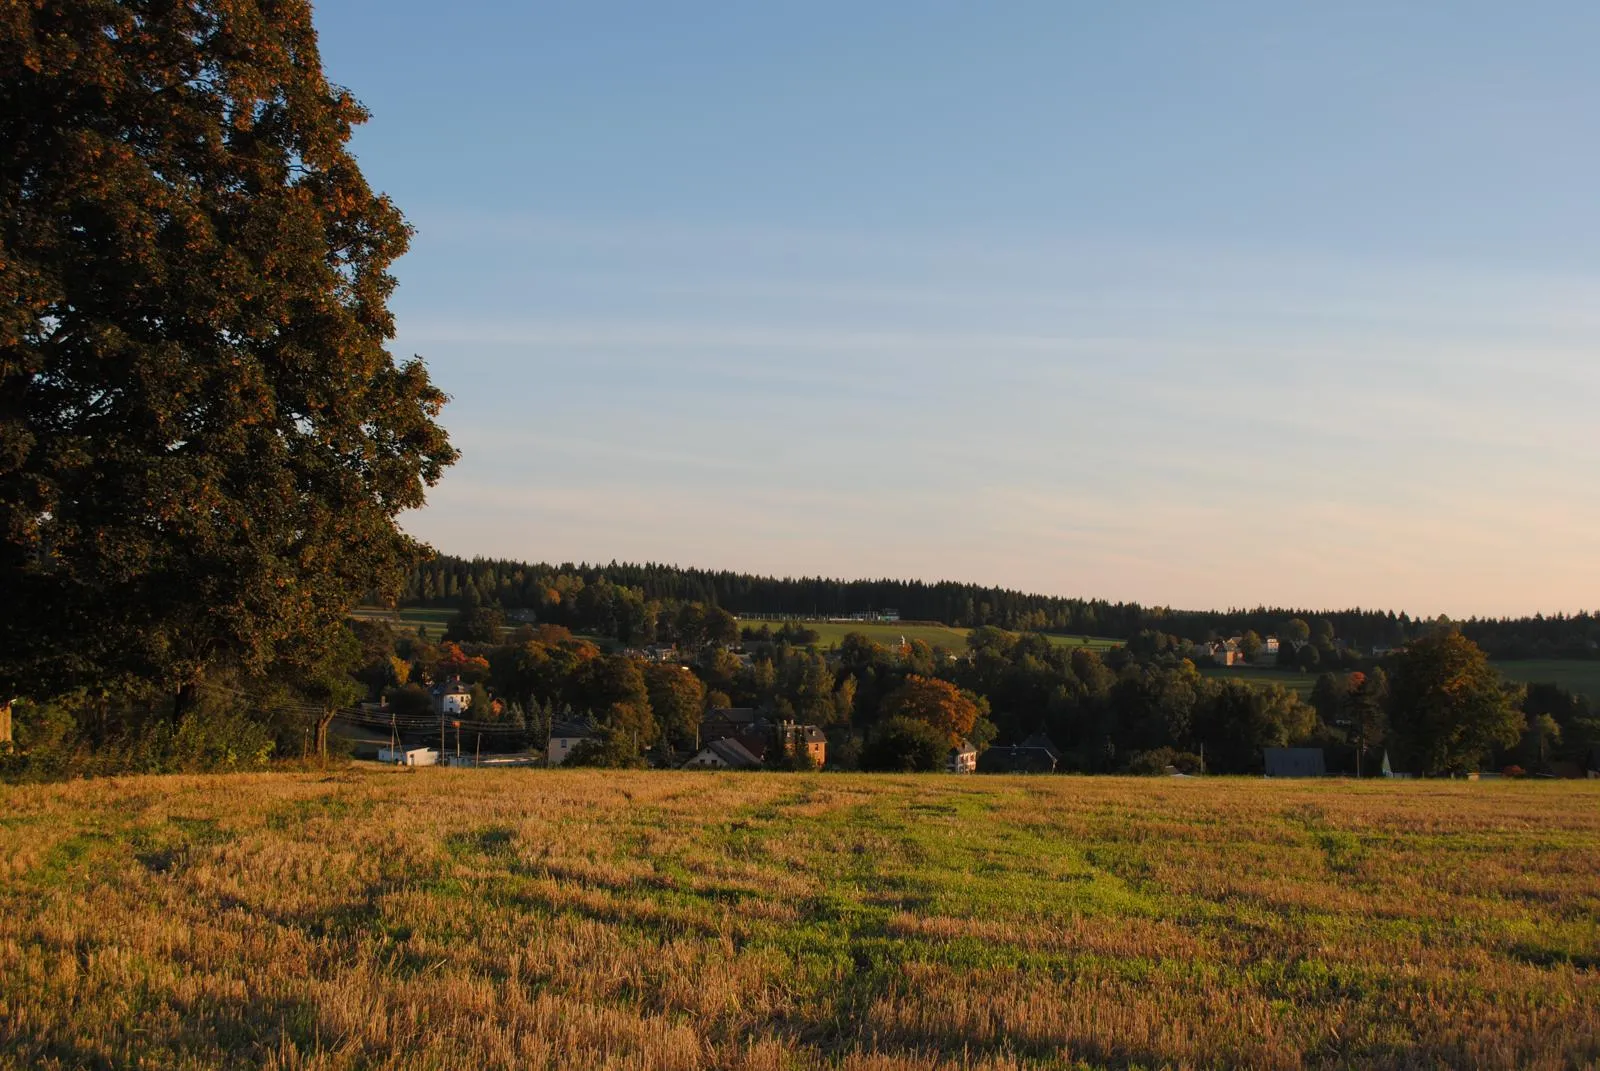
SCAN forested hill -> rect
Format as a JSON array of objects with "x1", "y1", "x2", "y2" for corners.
[{"x1": 401, "y1": 555, "x2": 1597, "y2": 657}]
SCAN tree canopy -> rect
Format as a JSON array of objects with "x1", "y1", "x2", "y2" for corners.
[
  {"x1": 1388, "y1": 630, "x2": 1524, "y2": 774},
  {"x1": 1, "y1": 1, "x2": 456, "y2": 707},
  {"x1": 881, "y1": 675, "x2": 980, "y2": 746}
]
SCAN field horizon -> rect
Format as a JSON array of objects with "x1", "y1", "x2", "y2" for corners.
[{"x1": 2, "y1": 768, "x2": 1596, "y2": 1069}]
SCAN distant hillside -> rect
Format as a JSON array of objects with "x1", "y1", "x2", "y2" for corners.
[{"x1": 400, "y1": 554, "x2": 1598, "y2": 658}]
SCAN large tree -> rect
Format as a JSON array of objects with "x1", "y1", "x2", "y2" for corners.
[
  {"x1": 642, "y1": 662, "x2": 704, "y2": 749},
  {"x1": 1, "y1": 2, "x2": 455, "y2": 710},
  {"x1": 1387, "y1": 630, "x2": 1523, "y2": 774},
  {"x1": 880, "y1": 675, "x2": 979, "y2": 746}
]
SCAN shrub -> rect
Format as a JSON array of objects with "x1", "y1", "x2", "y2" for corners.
[
  {"x1": 2, "y1": 703, "x2": 274, "y2": 782},
  {"x1": 1126, "y1": 747, "x2": 1205, "y2": 776}
]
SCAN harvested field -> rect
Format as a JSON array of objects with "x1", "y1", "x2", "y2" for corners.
[{"x1": 1, "y1": 770, "x2": 1597, "y2": 1069}]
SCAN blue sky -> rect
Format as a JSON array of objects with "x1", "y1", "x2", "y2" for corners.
[{"x1": 313, "y1": 2, "x2": 1600, "y2": 617}]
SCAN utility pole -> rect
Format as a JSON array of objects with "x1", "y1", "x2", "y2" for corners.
[
  {"x1": 454, "y1": 720, "x2": 461, "y2": 760},
  {"x1": 475, "y1": 733, "x2": 481, "y2": 767}
]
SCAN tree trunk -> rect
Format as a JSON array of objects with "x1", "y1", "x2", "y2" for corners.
[
  {"x1": 172, "y1": 681, "x2": 196, "y2": 725},
  {"x1": 317, "y1": 710, "x2": 335, "y2": 762}
]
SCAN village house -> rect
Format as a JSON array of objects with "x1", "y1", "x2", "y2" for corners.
[
  {"x1": 430, "y1": 677, "x2": 471, "y2": 717},
  {"x1": 1190, "y1": 641, "x2": 1240, "y2": 667},
  {"x1": 777, "y1": 721, "x2": 827, "y2": 766},
  {"x1": 547, "y1": 719, "x2": 596, "y2": 766},
  {"x1": 947, "y1": 741, "x2": 978, "y2": 774}
]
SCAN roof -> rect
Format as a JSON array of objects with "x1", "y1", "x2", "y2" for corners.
[
  {"x1": 1264, "y1": 747, "x2": 1326, "y2": 777},
  {"x1": 729, "y1": 731, "x2": 769, "y2": 761},
  {"x1": 949, "y1": 741, "x2": 977, "y2": 757},
  {"x1": 977, "y1": 745, "x2": 1057, "y2": 774},
  {"x1": 1019, "y1": 732, "x2": 1062, "y2": 762},
  {"x1": 790, "y1": 724, "x2": 826, "y2": 744},
  {"x1": 430, "y1": 678, "x2": 470, "y2": 696},
  {"x1": 550, "y1": 719, "x2": 597, "y2": 739},
  {"x1": 704, "y1": 707, "x2": 758, "y2": 726},
  {"x1": 700, "y1": 738, "x2": 762, "y2": 769}
]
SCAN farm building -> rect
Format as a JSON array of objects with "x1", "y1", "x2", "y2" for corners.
[
  {"x1": 1020, "y1": 732, "x2": 1062, "y2": 764},
  {"x1": 978, "y1": 743, "x2": 1057, "y2": 774},
  {"x1": 1264, "y1": 747, "x2": 1326, "y2": 778},
  {"x1": 547, "y1": 719, "x2": 597, "y2": 766},
  {"x1": 683, "y1": 738, "x2": 763, "y2": 770},
  {"x1": 378, "y1": 745, "x2": 438, "y2": 767}
]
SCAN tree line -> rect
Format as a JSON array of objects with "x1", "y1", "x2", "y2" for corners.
[{"x1": 405, "y1": 555, "x2": 1600, "y2": 660}]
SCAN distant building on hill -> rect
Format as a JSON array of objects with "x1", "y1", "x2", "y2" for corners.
[
  {"x1": 947, "y1": 741, "x2": 978, "y2": 774},
  {"x1": 1264, "y1": 747, "x2": 1326, "y2": 778}
]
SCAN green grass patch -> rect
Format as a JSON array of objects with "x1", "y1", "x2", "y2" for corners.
[
  {"x1": 1493, "y1": 659, "x2": 1600, "y2": 701},
  {"x1": 737, "y1": 618, "x2": 1122, "y2": 651}
]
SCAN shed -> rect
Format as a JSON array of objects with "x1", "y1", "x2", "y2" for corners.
[
  {"x1": 379, "y1": 745, "x2": 439, "y2": 767},
  {"x1": 1264, "y1": 747, "x2": 1326, "y2": 778}
]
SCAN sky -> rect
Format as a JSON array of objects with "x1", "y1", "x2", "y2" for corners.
[{"x1": 311, "y1": 2, "x2": 1600, "y2": 618}]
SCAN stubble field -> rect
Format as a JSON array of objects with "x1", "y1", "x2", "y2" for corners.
[{"x1": 1, "y1": 770, "x2": 1597, "y2": 1070}]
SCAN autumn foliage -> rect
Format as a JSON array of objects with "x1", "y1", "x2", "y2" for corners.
[{"x1": 880, "y1": 675, "x2": 980, "y2": 746}]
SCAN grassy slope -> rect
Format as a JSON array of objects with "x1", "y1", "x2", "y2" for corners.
[
  {"x1": 353, "y1": 609, "x2": 1123, "y2": 653},
  {"x1": 2, "y1": 770, "x2": 1597, "y2": 1069},
  {"x1": 739, "y1": 619, "x2": 1122, "y2": 651},
  {"x1": 1203, "y1": 661, "x2": 1600, "y2": 703},
  {"x1": 1200, "y1": 665, "x2": 1321, "y2": 698},
  {"x1": 1494, "y1": 659, "x2": 1600, "y2": 701}
]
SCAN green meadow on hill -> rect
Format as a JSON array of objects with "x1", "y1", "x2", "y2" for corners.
[
  {"x1": 2, "y1": 770, "x2": 1596, "y2": 1070},
  {"x1": 1494, "y1": 659, "x2": 1600, "y2": 704},
  {"x1": 735, "y1": 620, "x2": 1122, "y2": 651}
]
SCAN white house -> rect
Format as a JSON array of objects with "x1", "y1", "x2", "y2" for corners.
[
  {"x1": 947, "y1": 741, "x2": 978, "y2": 774},
  {"x1": 430, "y1": 678, "x2": 471, "y2": 717},
  {"x1": 547, "y1": 720, "x2": 596, "y2": 766}
]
